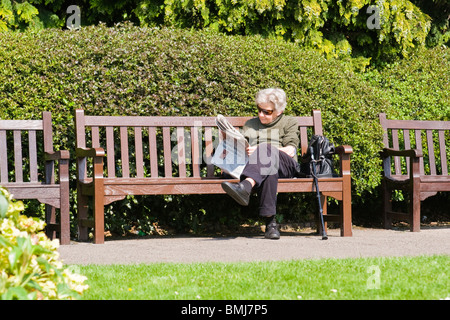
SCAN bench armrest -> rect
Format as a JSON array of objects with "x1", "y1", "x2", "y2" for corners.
[
  {"x1": 380, "y1": 148, "x2": 422, "y2": 179},
  {"x1": 333, "y1": 145, "x2": 352, "y2": 178},
  {"x1": 45, "y1": 150, "x2": 70, "y2": 161},
  {"x1": 380, "y1": 148, "x2": 423, "y2": 158},
  {"x1": 76, "y1": 147, "x2": 105, "y2": 158},
  {"x1": 76, "y1": 147, "x2": 105, "y2": 182},
  {"x1": 335, "y1": 145, "x2": 353, "y2": 155}
]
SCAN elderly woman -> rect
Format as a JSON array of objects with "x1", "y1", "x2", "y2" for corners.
[{"x1": 221, "y1": 88, "x2": 300, "y2": 240}]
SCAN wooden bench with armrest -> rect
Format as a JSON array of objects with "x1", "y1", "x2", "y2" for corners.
[
  {"x1": 379, "y1": 113, "x2": 450, "y2": 231},
  {"x1": 0, "y1": 112, "x2": 70, "y2": 244},
  {"x1": 75, "y1": 109, "x2": 353, "y2": 244}
]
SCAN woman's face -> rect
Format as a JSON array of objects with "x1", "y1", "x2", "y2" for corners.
[{"x1": 257, "y1": 102, "x2": 281, "y2": 124}]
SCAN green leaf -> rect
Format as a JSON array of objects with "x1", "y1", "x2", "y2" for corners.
[
  {"x1": 0, "y1": 193, "x2": 8, "y2": 219},
  {"x1": 2, "y1": 286, "x2": 32, "y2": 300}
]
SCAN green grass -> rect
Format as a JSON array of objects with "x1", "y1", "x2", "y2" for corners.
[{"x1": 75, "y1": 255, "x2": 449, "y2": 300}]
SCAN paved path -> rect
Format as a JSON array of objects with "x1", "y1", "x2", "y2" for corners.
[{"x1": 58, "y1": 227, "x2": 450, "y2": 265}]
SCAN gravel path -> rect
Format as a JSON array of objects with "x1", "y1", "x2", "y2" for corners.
[{"x1": 58, "y1": 227, "x2": 450, "y2": 265}]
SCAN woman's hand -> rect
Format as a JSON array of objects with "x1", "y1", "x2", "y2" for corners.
[
  {"x1": 279, "y1": 146, "x2": 296, "y2": 158},
  {"x1": 246, "y1": 145, "x2": 257, "y2": 156}
]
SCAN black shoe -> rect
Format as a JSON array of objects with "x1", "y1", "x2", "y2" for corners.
[
  {"x1": 265, "y1": 221, "x2": 280, "y2": 240},
  {"x1": 221, "y1": 181, "x2": 250, "y2": 206}
]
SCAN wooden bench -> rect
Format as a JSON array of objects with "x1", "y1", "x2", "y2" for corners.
[
  {"x1": 0, "y1": 112, "x2": 70, "y2": 244},
  {"x1": 379, "y1": 113, "x2": 450, "y2": 231},
  {"x1": 75, "y1": 109, "x2": 353, "y2": 244}
]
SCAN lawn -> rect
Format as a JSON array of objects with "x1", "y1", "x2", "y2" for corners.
[{"x1": 75, "y1": 255, "x2": 449, "y2": 300}]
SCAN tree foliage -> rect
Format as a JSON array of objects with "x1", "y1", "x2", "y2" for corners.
[
  {"x1": 148, "y1": 0, "x2": 432, "y2": 66},
  {"x1": 0, "y1": 1, "x2": 444, "y2": 66}
]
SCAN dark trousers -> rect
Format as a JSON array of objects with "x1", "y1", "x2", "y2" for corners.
[{"x1": 240, "y1": 143, "x2": 299, "y2": 217}]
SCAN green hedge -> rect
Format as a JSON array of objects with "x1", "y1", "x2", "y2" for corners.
[{"x1": 0, "y1": 24, "x2": 448, "y2": 235}]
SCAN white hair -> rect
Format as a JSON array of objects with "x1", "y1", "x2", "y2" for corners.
[{"x1": 255, "y1": 88, "x2": 287, "y2": 112}]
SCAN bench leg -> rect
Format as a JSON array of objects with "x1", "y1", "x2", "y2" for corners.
[
  {"x1": 340, "y1": 189, "x2": 352, "y2": 237},
  {"x1": 93, "y1": 156, "x2": 105, "y2": 244},
  {"x1": 382, "y1": 180, "x2": 393, "y2": 229},
  {"x1": 93, "y1": 188, "x2": 105, "y2": 244},
  {"x1": 409, "y1": 187, "x2": 421, "y2": 232},
  {"x1": 59, "y1": 194, "x2": 70, "y2": 245},
  {"x1": 77, "y1": 187, "x2": 89, "y2": 242},
  {"x1": 59, "y1": 158, "x2": 70, "y2": 245},
  {"x1": 45, "y1": 205, "x2": 57, "y2": 240}
]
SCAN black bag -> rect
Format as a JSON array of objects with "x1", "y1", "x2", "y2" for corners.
[{"x1": 298, "y1": 135, "x2": 336, "y2": 178}]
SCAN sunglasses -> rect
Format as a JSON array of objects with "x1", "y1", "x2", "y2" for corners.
[{"x1": 257, "y1": 106, "x2": 274, "y2": 116}]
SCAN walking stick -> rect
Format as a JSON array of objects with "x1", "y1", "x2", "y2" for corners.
[{"x1": 310, "y1": 146, "x2": 328, "y2": 240}]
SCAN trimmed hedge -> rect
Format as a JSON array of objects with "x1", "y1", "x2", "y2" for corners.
[
  {"x1": 0, "y1": 23, "x2": 389, "y2": 191},
  {"x1": 0, "y1": 24, "x2": 448, "y2": 234}
]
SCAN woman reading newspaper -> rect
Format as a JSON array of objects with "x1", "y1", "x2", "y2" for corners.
[{"x1": 221, "y1": 88, "x2": 300, "y2": 240}]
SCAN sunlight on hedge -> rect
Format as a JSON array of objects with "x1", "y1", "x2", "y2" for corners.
[{"x1": 0, "y1": 187, "x2": 88, "y2": 300}]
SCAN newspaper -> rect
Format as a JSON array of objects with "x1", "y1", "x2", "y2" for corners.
[{"x1": 211, "y1": 114, "x2": 249, "y2": 179}]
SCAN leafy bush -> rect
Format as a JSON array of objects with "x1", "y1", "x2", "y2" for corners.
[
  {"x1": 0, "y1": 187, "x2": 88, "y2": 299},
  {"x1": 0, "y1": 24, "x2": 447, "y2": 234},
  {"x1": 363, "y1": 46, "x2": 450, "y2": 121}
]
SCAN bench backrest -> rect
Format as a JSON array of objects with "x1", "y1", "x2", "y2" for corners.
[
  {"x1": 0, "y1": 112, "x2": 55, "y2": 184},
  {"x1": 75, "y1": 109, "x2": 323, "y2": 179},
  {"x1": 379, "y1": 113, "x2": 450, "y2": 177}
]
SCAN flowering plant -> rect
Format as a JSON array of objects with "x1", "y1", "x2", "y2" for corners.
[{"x1": 0, "y1": 187, "x2": 88, "y2": 299}]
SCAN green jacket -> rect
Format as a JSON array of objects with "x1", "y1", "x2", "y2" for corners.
[{"x1": 242, "y1": 114, "x2": 300, "y2": 161}]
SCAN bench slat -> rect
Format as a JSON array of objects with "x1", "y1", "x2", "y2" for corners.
[
  {"x1": 392, "y1": 129, "x2": 401, "y2": 175},
  {"x1": 177, "y1": 127, "x2": 186, "y2": 178},
  {"x1": 14, "y1": 130, "x2": 23, "y2": 182},
  {"x1": 148, "y1": 127, "x2": 158, "y2": 178},
  {"x1": 426, "y1": 130, "x2": 436, "y2": 175},
  {"x1": 106, "y1": 126, "x2": 115, "y2": 177},
  {"x1": 84, "y1": 115, "x2": 316, "y2": 128},
  {"x1": 403, "y1": 129, "x2": 411, "y2": 175},
  {"x1": 204, "y1": 127, "x2": 214, "y2": 178},
  {"x1": 28, "y1": 130, "x2": 38, "y2": 182},
  {"x1": 300, "y1": 127, "x2": 308, "y2": 156},
  {"x1": 191, "y1": 126, "x2": 201, "y2": 178},
  {"x1": 312, "y1": 110, "x2": 323, "y2": 135},
  {"x1": 438, "y1": 130, "x2": 448, "y2": 175},
  {"x1": 134, "y1": 127, "x2": 144, "y2": 178},
  {"x1": 91, "y1": 126, "x2": 100, "y2": 148},
  {"x1": 85, "y1": 116, "x2": 220, "y2": 127},
  {"x1": 100, "y1": 177, "x2": 344, "y2": 196},
  {"x1": 0, "y1": 130, "x2": 8, "y2": 183},
  {"x1": 414, "y1": 129, "x2": 425, "y2": 175},
  {"x1": 120, "y1": 126, "x2": 130, "y2": 178},
  {"x1": 0, "y1": 120, "x2": 43, "y2": 130},
  {"x1": 163, "y1": 127, "x2": 172, "y2": 177},
  {"x1": 382, "y1": 119, "x2": 450, "y2": 130}
]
